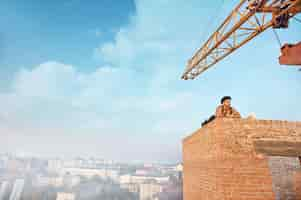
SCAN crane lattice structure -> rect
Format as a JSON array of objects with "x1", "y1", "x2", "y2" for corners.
[{"x1": 182, "y1": 0, "x2": 301, "y2": 80}]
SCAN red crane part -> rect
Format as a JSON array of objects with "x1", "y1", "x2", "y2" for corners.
[{"x1": 279, "y1": 42, "x2": 301, "y2": 65}]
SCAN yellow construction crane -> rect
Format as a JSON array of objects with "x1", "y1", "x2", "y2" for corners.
[{"x1": 182, "y1": 0, "x2": 301, "y2": 80}]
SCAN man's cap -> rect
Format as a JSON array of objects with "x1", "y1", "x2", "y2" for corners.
[{"x1": 221, "y1": 96, "x2": 232, "y2": 104}]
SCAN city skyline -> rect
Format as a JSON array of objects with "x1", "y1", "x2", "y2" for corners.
[
  {"x1": 0, "y1": 0, "x2": 300, "y2": 162},
  {"x1": 0, "y1": 153, "x2": 183, "y2": 200}
]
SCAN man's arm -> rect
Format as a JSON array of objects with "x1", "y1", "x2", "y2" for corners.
[{"x1": 231, "y1": 107, "x2": 241, "y2": 118}]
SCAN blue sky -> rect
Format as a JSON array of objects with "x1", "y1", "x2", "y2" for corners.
[
  {"x1": 0, "y1": 0, "x2": 300, "y2": 163},
  {"x1": 0, "y1": 0, "x2": 134, "y2": 85}
]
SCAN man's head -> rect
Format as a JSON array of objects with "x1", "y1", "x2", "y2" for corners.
[{"x1": 221, "y1": 96, "x2": 232, "y2": 107}]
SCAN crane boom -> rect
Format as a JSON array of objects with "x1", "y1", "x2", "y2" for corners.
[{"x1": 182, "y1": 0, "x2": 301, "y2": 80}]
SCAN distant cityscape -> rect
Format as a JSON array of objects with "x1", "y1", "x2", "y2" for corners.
[{"x1": 0, "y1": 153, "x2": 182, "y2": 200}]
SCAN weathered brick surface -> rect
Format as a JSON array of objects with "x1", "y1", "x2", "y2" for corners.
[
  {"x1": 268, "y1": 156, "x2": 300, "y2": 200},
  {"x1": 183, "y1": 119, "x2": 301, "y2": 200},
  {"x1": 294, "y1": 170, "x2": 301, "y2": 200}
]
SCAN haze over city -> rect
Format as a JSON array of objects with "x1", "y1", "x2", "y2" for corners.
[{"x1": 0, "y1": 0, "x2": 300, "y2": 163}]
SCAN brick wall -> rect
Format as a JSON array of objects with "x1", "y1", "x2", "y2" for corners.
[
  {"x1": 183, "y1": 119, "x2": 301, "y2": 200},
  {"x1": 294, "y1": 170, "x2": 301, "y2": 200}
]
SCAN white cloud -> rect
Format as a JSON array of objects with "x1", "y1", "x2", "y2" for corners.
[
  {"x1": 13, "y1": 62, "x2": 78, "y2": 98},
  {"x1": 94, "y1": 0, "x2": 214, "y2": 71},
  {"x1": 0, "y1": 56, "x2": 201, "y2": 162}
]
